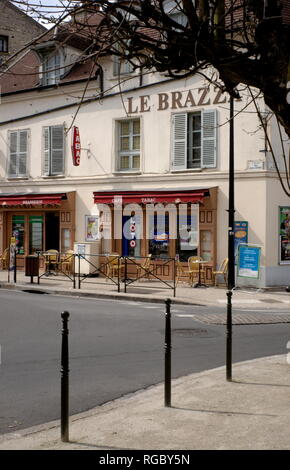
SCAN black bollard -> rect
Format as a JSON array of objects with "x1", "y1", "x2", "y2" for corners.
[
  {"x1": 61, "y1": 311, "x2": 70, "y2": 442},
  {"x1": 164, "y1": 298, "x2": 172, "y2": 407}
]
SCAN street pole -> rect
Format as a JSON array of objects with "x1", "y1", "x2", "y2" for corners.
[{"x1": 226, "y1": 94, "x2": 235, "y2": 382}]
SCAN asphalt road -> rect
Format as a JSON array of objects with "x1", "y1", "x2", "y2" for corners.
[{"x1": 0, "y1": 289, "x2": 289, "y2": 434}]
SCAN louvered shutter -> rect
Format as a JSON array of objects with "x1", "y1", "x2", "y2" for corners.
[
  {"x1": 172, "y1": 113, "x2": 187, "y2": 170},
  {"x1": 201, "y1": 109, "x2": 217, "y2": 168},
  {"x1": 8, "y1": 131, "x2": 18, "y2": 177},
  {"x1": 43, "y1": 127, "x2": 50, "y2": 175},
  {"x1": 18, "y1": 130, "x2": 28, "y2": 176},
  {"x1": 51, "y1": 125, "x2": 64, "y2": 175}
]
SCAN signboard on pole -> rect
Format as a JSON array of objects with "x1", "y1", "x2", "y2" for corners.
[
  {"x1": 234, "y1": 221, "x2": 248, "y2": 264},
  {"x1": 237, "y1": 244, "x2": 261, "y2": 279}
]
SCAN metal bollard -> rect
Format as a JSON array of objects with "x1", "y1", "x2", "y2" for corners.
[
  {"x1": 61, "y1": 311, "x2": 70, "y2": 442},
  {"x1": 164, "y1": 298, "x2": 172, "y2": 407}
]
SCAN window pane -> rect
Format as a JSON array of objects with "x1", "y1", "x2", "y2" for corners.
[
  {"x1": 120, "y1": 155, "x2": 130, "y2": 169},
  {"x1": 120, "y1": 121, "x2": 130, "y2": 136},
  {"x1": 192, "y1": 132, "x2": 201, "y2": 147},
  {"x1": 133, "y1": 135, "x2": 140, "y2": 150},
  {"x1": 120, "y1": 136, "x2": 130, "y2": 151},
  {"x1": 133, "y1": 120, "x2": 140, "y2": 134},
  {"x1": 191, "y1": 114, "x2": 201, "y2": 130},
  {"x1": 188, "y1": 148, "x2": 201, "y2": 168},
  {"x1": 132, "y1": 155, "x2": 140, "y2": 169}
]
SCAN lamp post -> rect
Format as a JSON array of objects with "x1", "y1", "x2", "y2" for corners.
[{"x1": 226, "y1": 94, "x2": 235, "y2": 382}]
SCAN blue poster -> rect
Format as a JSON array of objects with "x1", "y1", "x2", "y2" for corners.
[{"x1": 238, "y1": 244, "x2": 261, "y2": 279}]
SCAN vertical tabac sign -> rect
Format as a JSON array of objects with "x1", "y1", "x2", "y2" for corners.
[{"x1": 71, "y1": 126, "x2": 81, "y2": 166}]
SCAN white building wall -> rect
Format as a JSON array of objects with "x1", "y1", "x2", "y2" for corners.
[{"x1": 0, "y1": 69, "x2": 289, "y2": 286}]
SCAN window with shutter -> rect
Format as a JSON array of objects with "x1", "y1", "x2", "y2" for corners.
[
  {"x1": 8, "y1": 130, "x2": 29, "y2": 178},
  {"x1": 172, "y1": 113, "x2": 187, "y2": 170},
  {"x1": 42, "y1": 125, "x2": 64, "y2": 176},
  {"x1": 201, "y1": 110, "x2": 217, "y2": 168},
  {"x1": 171, "y1": 110, "x2": 217, "y2": 170}
]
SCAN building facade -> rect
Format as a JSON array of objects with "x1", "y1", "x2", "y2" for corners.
[{"x1": 0, "y1": 22, "x2": 289, "y2": 287}]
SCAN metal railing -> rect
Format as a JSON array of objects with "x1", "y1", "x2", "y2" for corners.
[{"x1": 123, "y1": 256, "x2": 176, "y2": 297}]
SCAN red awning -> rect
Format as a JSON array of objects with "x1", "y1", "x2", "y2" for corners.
[
  {"x1": 93, "y1": 189, "x2": 209, "y2": 205},
  {"x1": 0, "y1": 193, "x2": 67, "y2": 207}
]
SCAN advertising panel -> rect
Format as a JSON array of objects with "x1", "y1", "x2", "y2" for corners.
[
  {"x1": 238, "y1": 244, "x2": 261, "y2": 279},
  {"x1": 279, "y1": 206, "x2": 290, "y2": 264}
]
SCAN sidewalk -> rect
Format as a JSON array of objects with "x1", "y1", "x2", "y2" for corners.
[
  {"x1": 0, "y1": 355, "x2": 289, "y2": 450},
  {"x1": 1, "y1": 268, "x2": 290, "y2": 309}
]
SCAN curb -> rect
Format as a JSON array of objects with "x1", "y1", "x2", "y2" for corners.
[{"x1": 0, "y1": 281, "x2": 205, "y2": 306}]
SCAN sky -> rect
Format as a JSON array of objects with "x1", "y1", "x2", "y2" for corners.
[{"x1": 12, "y1": 0, "x2": 81, "y2": 27}]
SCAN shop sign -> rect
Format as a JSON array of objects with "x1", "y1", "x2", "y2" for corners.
[
  {"x1": 234, "y1": 221, "x2": 248, "y2": 265},
  {"x1": 71, "y1": 126, "x2": 81, "y2": 166},
  {"x1": 237, "y1": 244, "x2": 261, "y2": 279},
  {"x1": 279, "y1": 206, "x2": 290, "y2": 263},
  {"x1": 130, "y1": 239, "x2": 136, "y2": 248}
]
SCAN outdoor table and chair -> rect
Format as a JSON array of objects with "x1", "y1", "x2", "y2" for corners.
[
  {"x1": 42, "y1": 249, "x2": 60, "y2": 276},
  {"x1": 188, "y1": 256, "x2": 207, "y2": 288}
]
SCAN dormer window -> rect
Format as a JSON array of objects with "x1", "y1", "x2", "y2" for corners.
[{"x1": 42, "y1": 51, "x2": 63, "y2": 86}]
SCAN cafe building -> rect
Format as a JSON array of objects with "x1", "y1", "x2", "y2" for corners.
[{"x1": 0, "y1": 39, "x2": 289, "y2": 287}]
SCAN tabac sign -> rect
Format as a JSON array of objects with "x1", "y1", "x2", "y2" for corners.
[{"x1": 71, "y1": 126, "x2": 81, "y2": 166}]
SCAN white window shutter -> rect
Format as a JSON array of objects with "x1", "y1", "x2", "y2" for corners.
[
  {"x1": 172, "y1": 113, "x2": 187, "y2": 170},
  {"x1": 8, "y1": 131, "x2": 18, "y2": 177},
  {"x1": 43, "y1": 127, "x2": 50, "y2": 175},
  {"x1": 18, "y1": 130, "x2": 28, "y2": 176},
  {"x1": 51, "y1": 125, "x2": 64, "y2": 175},
  {"x1": 201, "y1": 109, "x2": 217, "y2": 168}
]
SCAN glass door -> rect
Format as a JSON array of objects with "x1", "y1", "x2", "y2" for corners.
[
  {"x1": 29, "y1": 215, "x2": 43, "y2": 254},
  {"x1": 12, "y1": 215, "x2": 25, "y2": 255}
]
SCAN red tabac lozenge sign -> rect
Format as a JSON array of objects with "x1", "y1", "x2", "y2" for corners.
[{"x1": 71, "y1": 126, "x2": 81, "y2": 166}]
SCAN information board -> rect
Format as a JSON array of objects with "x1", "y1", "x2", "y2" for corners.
[{"x1": 237, "y1": 244, "x2": 261, "y2": 279}]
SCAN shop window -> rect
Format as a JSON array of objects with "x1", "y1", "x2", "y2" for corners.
[
  {"x1": 117, "y1": 119, "x2": 140, "y2": 172},
  {"x1": 176, "y1": 213, "x2": 199, "y2": 262},
  {"x1": 43, "y1": 125, "x2": 65, "y2": 176},
  {"x1": 8, "y1": 130, "x2": 29, "y2": 178},
  {"x1": 29, "y1": 216, "x2": 43, "y2": 254},
  {"x1": 0, "y1": 35, "x2": 8, "y2": 53},
  {"x1": 171, "y1": 110, "x2": 217, "y2": 170},
  {"x1": 149, "y1": 214, "x2": 169, "y2": 259},
  {"x1": 12, "y1": 216, "x2": 25, "y2": 255}
]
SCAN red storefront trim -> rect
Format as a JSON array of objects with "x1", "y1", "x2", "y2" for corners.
[
  {"x1": 0, "y1": 193, "x2": 67, "y2": 207},
  {"x1": 93, "y1": 189, "x2": 209, "y2": 205}
]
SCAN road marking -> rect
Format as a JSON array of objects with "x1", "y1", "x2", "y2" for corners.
[
  {"x1": 175, "y1": 314, "x2": 195, "y2": 318},
  {"x1": 218, "y1": 299, "x2": 261, "y2": 304}
]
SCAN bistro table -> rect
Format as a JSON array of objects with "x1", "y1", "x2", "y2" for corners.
[{"x1": 192, "y1": 259, "x2": 207, "y2": 288}]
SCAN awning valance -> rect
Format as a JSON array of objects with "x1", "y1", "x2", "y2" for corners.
[
  {"x1": 0, "y1": 193, "x2": 67, "y2": 207},
  {"x1": 93, "y1": 189, "x2": 209, "y2": 205}
]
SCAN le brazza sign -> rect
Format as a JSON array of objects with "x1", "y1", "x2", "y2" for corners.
[{"x1": 71, "y1": 126, "x2": 81, "y2": 166}]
